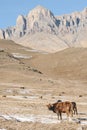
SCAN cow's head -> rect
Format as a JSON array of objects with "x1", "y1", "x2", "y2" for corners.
[{"x1": 46, "y1": 104, "x2": 53, "y2": 110}]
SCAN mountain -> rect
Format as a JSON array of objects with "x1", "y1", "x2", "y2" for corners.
[{"x1": 0, "y1": 6, "x2": 87, "y2": 52}]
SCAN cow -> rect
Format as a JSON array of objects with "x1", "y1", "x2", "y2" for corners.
[
  {"x1": 57, "y1": 100, "x2": 78, "y2": 115},
  {"x1": 47, "y1": 101, "x2": 73, "y2": 120}
]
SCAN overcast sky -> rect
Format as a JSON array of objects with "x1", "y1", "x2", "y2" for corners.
[{"x1": 0, "y1": 0, "x2": 87, "y2": 28}]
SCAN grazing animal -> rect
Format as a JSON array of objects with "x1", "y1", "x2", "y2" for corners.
[
  {"x1": 57, "y1": 100, "x2": 78, "y2": 115},
  {"x1": 71, "y1": 102, "x2": 78, "y2": 115},
  {"x1": 47, "y1": 101, "x2": 73, "y2": 120}
]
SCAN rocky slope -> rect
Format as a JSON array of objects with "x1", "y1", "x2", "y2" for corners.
[{"x1": 0, "y1": 6, "x2": 87, "y2": 52}]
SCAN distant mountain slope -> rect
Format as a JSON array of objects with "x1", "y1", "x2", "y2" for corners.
[
  {"x1": 0, "y1": 6, "x2": 87, "y2": 52},
  {"x1": 0, "y1": 39, "x2": 87, "y2": 80},
  {"x1": 24, "y1": 48, "x2": 87, "y2": 80},
  {"x1": 16, "y1": 32, "x2": 68, "y2": 52}
]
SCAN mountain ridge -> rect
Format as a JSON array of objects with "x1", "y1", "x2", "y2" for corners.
[{"x1": 0, "y1": 6, "x2": 87, "y2": 52}]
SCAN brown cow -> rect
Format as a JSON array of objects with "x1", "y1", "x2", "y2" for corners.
[
  {"x1": 57, "y1": 100, "x2": 78, "y2": 115},
  {"x1": 47, "y1": 101, "x2": 73, "y2": 120}
]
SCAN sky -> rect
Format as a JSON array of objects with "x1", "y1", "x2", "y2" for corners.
[{"x1": 0, "y1": 0, "x2": 87, "y2": 29}]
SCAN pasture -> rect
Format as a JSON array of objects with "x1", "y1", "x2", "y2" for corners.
[{"x1": 0, "y1": 40, "x2": 87, "y2": 129}]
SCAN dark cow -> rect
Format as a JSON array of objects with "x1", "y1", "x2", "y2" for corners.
[
  {"x1": 47, "y1": 101, "x2": 73, "y2": 120},
  {"x1": 57, "y1": 100, "x2": 78, "y2": 115},
  {"x1": 72, "y1": 102, "x2": 78, "y2": 115}
]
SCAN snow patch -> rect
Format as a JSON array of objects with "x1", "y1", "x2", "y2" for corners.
[
  {"x1": 6, "y1": 89, "x2": 12, "y2": 93},
  {"x1": 8, "y1": 95, "x2": 38, "y2": 100},
  {"x1": 19, "y1": 89, "x2": 30, "y2": 94},
  {"x1": 24, "y1": 49, "x2": 48, "y2": 54},
  {"x1": 1, "y1": 115, "x2": 12, "y2": 120},
  {"x1": 81, "y1": 121, "x2": 87, "y2": 125},
  {"x1": 0, "y1": 83, "x2": 24, "y2": 87},
  {"x1": 0, "y1": 114, "x2": 59, "y2": 124},
  {"x1": 0, "y1": 129, "x2": 7, "y2": 130},
  {"x1": 12, "y1": 53, "x2": 32, "y2": 59},
  {"x1": 0, "y1": 114, "x2": 87, "y2": 125}
]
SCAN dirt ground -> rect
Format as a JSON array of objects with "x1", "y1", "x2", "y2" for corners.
[{"x1": 0, "y1": 40, "x2": 87, "y2": 130}]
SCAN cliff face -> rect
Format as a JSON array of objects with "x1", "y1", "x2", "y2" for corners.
[{"x1": 0, "y1": 6, "x2": 87, "y2": 52}]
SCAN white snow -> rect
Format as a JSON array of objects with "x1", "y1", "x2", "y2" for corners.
[
  {"x1": 0, "y1": 114, "x2": 87, "y2": 125},
  {"x1": 81, "y1": 121, "x2": 87, "y2": 125},
  {"x1": 12, "y1": 53, "x2": 32, "y2": 59},
  {"x1": 0, "y1": 114, "x2": 62, "y2": 124},
  {"x1": 6, "y1": 89, "x2": 12, "y2": 93},
  {"x1": 0, "y1": 82, "x2": 24, "y2": 87},
  {"x1": 0, "y1": 115, "x2": 12, "y2": 120},
  {"x1": 23, "y1": 49, "x2": 48, "y2": 54},
  {"x1": 0, "y1": 129, "x2": 7, "y2": 130},
  {"x1": 8, "y1": 95, "x2": 38, "y2": 100},
  {"x1": 19, "y1": 89, "x2": 30, "y2": 94}
]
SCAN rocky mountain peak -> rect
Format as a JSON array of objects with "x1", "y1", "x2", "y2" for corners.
[
  {"x1": 82, "y1": 8, "x2": 87, "y2": 16},
  {"x1": 28, "y1": 5, "x2": 54, "y2": 19},
  {"x1": 16, "y1": 15, "x2": 25, "y2": 24},
  {"x1": 0, "y1": 6, "x2": 87, "y2": 52},
  {"x1": 16, "y1": 15, "x2": 26, "y2": 36},
  {"x1": 27, "y1": 6, "x2": 57, "y2": 34}
]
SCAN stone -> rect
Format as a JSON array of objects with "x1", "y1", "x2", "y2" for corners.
[{"x1": 0, "y1": 29, "x2": 5, "y2": 39}]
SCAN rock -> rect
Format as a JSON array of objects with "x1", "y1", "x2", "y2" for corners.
[
  {"x1": 16, "y1": 15, "x2": 26, "y2": 37},
  {"x1": 0, "y1": 29, "x2": 5, "y2": 39}
]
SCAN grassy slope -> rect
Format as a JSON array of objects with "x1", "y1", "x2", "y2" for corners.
[
  {"x1": 24, "y1": 48, "x2": 87, "y2": 80},
  {"x1": 0, "y1": 39, "x2": 87, "y2": 80}
]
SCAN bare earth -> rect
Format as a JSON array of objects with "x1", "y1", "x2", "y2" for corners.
[{"x1": 0, "y1": 40, "x2": 87, "y2": 130}]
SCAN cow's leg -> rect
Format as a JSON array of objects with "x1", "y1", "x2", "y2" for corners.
[
  {"x1": 60, "y1": 112, "x2": 62, "y2": 120},
  {"x1": 57, "y1": 112, "x2": 59, "y2": 120},
  {"x1": 73, "y1": 108, "x2": 75, "y2": 115},
  {"x1": 75, "y1": 107, "x2": 78, "y2": 115},
  {"x1": 57, "y1": 112, "x2": 62, "y2": 120},
  {"x1": 70, "y1": 109, "x2": 73, "y2": 117},
  {"x1": 74, "y1": 108, "x2": 77, "y2": 115},
  {"x1": 68, "y1": 111, "x2": 73, "y2": 122},
  {"x1": 66, "y1": 111, "x2": 70, "y2": 121}
]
